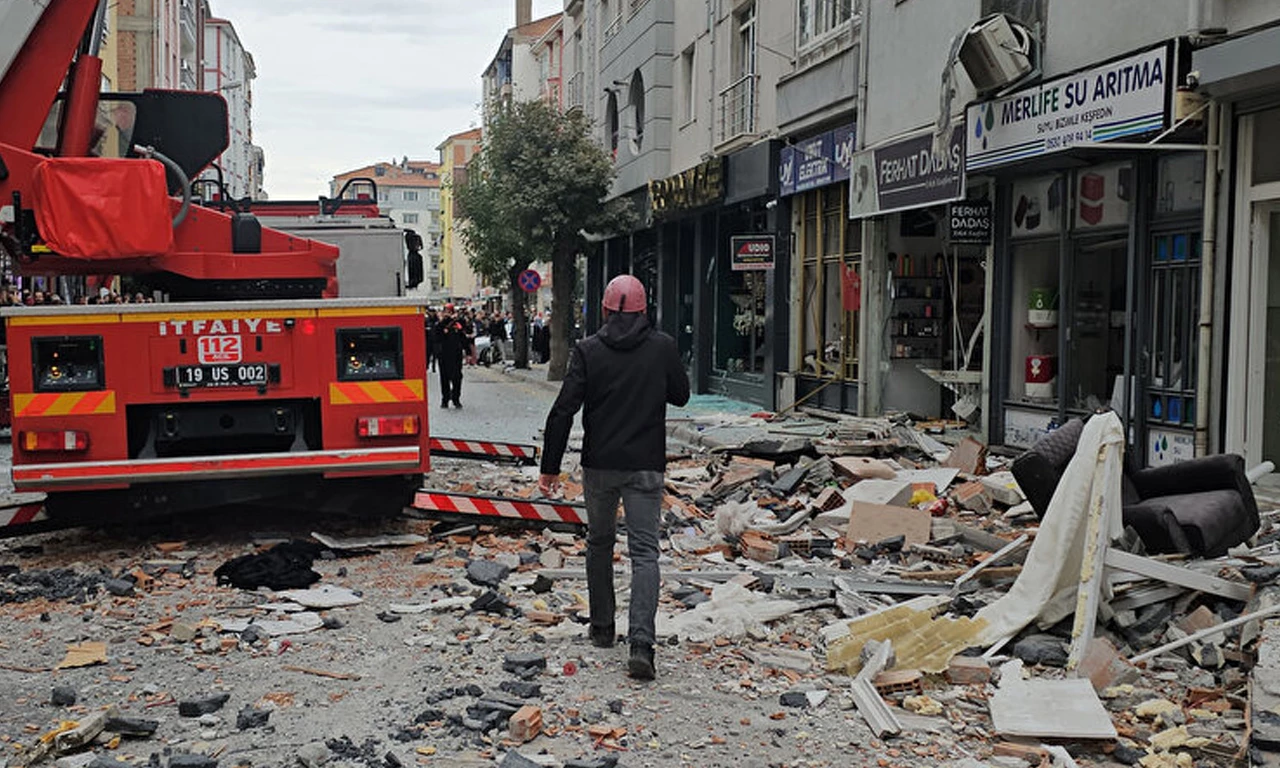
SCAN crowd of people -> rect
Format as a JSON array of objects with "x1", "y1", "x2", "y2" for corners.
[
  {"x1": 423, "y1": 304, "x2": 559, "y2": 407},
  {"x1": 1, "y1": 287, "x2": 154, "y2": 306}
]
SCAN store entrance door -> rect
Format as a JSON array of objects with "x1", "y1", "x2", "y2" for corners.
[{"x1": 1243, "y1": 202, "x2": 1280, "y2": 466}]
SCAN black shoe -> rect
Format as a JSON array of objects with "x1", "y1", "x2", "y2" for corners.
[
  {"x1": 452, "y1": 400, "x2": 462, "y2": 408},
  {"x1": 627, "y1": 644, "x2": 655, "y2": 680},
  {"x1": 589, "y1": 624, "x2": 616, "y2": 649},
  {"x1": 440, "y1": 401, "x2": 449, "y2": 409}
]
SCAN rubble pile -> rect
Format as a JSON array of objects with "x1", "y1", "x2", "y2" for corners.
[{"x1": 3, "y1": 409, "x2": 1280, "y2": 767}]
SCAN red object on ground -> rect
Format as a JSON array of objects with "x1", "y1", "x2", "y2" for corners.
[
  {"x1": 562, "y1": 661, "x2": 578, "y2": 676},
  {"x1": 32, "y1": 158, "x2": 175, "y2": 258}
]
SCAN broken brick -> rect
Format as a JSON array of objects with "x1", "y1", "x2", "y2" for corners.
[
  {"x1": 946, "y1": 656, "x2": 991, "y2": 685},
  {"x1": 1077, "y1": 637, "x2": 1140, "y2": 692},
  {"x1": 508, "y1": 705, "x2": 542, "y2": 742}
]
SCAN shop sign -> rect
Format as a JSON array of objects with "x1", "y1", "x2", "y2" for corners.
[
  {"x1": 650, "y1": 157, "x2": 725, "y2": 216},
  {"x1": 848, "y1": 126, "x2": 966, "y2": 218},
  {"x1": 966, "y1": 43, "x2": 1173, "y2": 172},
  {"x1": 778, "y1": 123, "x2": 856, "y2": 197},
  {"x1": 731, "y1": 235, "x2": 775, "y2": 272},
  {"x1": 1148, "y1": 428, "x2": 1194, "y2": 467},
  {"x1": 947, "y1": 200, "x2": 993, "y2": 245}
]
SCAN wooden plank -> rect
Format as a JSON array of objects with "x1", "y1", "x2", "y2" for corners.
[
  {"x1": 846, "y1": 502, "x2": 932, "y2": 547},
  {"x1": 1129, "y1": 602, "x2": 1280, "y2": 664},
  {"x1": 1103, "y1": 549, "x2": 1253, "y2": 603},
  {"x1": 1108, "y1": 583, "x2": 1185, "y2": 612},
  {"x1": 952, "y1": 535, "x2": 1029, "y2": 592},
  {"x1": 1068, "y1": 476, "x2": 1113, "y2": 672}
]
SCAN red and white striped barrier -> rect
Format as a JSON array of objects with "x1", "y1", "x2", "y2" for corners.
[
  {"x1": 0, "y1": 501, "x2": 49, "y2": 532},
  {"x1": 412, "y1": 490, "x2": 585, "y2": 527},
  {"x1": 429, "y1": 437, "x2": 540, "y2": 465}
]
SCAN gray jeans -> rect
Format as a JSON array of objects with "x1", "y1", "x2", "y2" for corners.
[{"x1": 582, "y1": 468, "x2": 663, "y2": 647}]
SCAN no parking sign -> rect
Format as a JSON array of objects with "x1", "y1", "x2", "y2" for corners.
[{"x1": 518, "y1": 269, "x2": 542, "y2": 293}]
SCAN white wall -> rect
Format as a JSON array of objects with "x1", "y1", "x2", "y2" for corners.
[
  {"x1": 669, "y1": 0, "x2": 710, "y2": 174},
  {"x1": 1043, "y1": 0, "x2": 1187, "y2": 77},
  {"x1": 863, "y1": 0, "x2": 980, "y2": 147}
]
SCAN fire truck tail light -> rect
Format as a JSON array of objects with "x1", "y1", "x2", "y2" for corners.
[
  {"x1": 21, "y1": 430, "x2": 90, "y2": 452},
  {"x1": 357, "y1": 415, "x2": 420, "y2": 438}
]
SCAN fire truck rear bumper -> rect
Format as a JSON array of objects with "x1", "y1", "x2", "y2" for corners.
[{"x1": 12, "y1": 447, "x2": 422, "y2": 491}]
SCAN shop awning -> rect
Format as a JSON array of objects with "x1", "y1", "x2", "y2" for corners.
[{"x1": 1192, "y1": 25, "x2": 1280, "y2": 99}]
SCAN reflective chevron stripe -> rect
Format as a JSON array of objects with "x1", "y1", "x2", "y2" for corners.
[{"x1": 412, "y1": 490, "x2": 585, "y2": 526}]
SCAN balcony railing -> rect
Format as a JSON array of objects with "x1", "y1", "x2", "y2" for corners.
[
  {"x1": 567, "y1": 71, "x2": 584, "y2": 110},
  {"x1": 718, "y1": 73, "x2": 757, "y2": 145},
  {"x1": 603, "y1": 13, "x2": 623, "y2": 42}
]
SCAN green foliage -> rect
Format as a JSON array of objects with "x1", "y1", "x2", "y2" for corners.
[{"x1": 453, "y1": 99, "x2": 631, "y2": 289}]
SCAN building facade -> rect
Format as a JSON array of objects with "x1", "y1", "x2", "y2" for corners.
[
  {"x1": 202, "y1": 17, "x2": 263, "y2": 199},
  {"x1": 551, "y1": 0, "x2": 1280, "y2": 469},
  {"x1": 437, "y1": 129, "x2": 483, "y2": 302},
  {"x1": 330, "y1": 160, "x2": 442, "y2": 293},
  {"x1": 1192, "y1": 3, "x2": 1280, "y2": 470}
]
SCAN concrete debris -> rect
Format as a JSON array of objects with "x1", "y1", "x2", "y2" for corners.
[
  {"x1": 5, "y1": 398, "x2": 1277, "y2": 767},
  {"x1": 275, "y1": 584, "x2": 364, "y2": 608}
]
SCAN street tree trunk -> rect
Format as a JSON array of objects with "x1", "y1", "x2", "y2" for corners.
[
  {"x1": 548, "y1": 243, "x2": 575, "y2": 381},
  {"x1": 509, "y1": 263, "x2": 531, "y2": 369}
]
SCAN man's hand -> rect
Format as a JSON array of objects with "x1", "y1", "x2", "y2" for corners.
[{"x1": 539, "y1": 473, "x2": 561, "y2": 498}]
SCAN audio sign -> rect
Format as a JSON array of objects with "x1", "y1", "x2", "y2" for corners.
[{"x1": 731, "y1": 235, "x2": 776, "y2": 272}]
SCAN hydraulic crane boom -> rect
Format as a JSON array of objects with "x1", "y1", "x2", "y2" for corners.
[{"x1": 0, "y1": 0, "x2": 339, "y2": 299}]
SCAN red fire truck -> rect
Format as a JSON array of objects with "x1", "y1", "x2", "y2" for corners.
[{"x1": 0, "y1": 0, "x2": 429, "y2": 521}]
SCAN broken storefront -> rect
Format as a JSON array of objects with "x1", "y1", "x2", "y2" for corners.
[
  {"x1": 974, "y1": 40, "x2": 1208, "y2": 462},
  {"x1": 849, "y1": 124, "x2": 991, "y2": 433}
]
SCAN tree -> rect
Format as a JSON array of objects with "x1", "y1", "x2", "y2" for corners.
[{"x1": 454, "y1": 99, "x2": 630, "y2": 378}]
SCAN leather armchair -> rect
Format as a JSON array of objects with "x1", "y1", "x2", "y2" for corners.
[{"x1": 1011, "y1": 417, "x2": 1260, "y2": 557}]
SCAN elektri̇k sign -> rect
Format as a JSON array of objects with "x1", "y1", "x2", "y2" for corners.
[{"x1": 965, "y1": 44, "x2": 1172, "y2": 172}]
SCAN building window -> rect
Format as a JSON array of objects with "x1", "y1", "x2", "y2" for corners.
[
  {"x1": 378, "y1": 191, "x2": 389, "y2": 202},
  {"x1": 797, "y1": 0, "x2": 854, "y2": 51},
  {"x1": 681, "y1": 45, "x2": 696, "y2": 124},
  {"x1": 1147, "y1": 232, "x2": 1199, "y2": 428},
  {"x1": 403, "y1": 190, "x2": 419, "y2": 202},
  {"x1": 733, "y1": 3, "x2": 757, "y2": 80},
  {"x1": 629, "y1": 70, "x2": 645, "y2": 151},
  {"x1": 606, "y1": 91, "x2": 619, "y2": 157},
  {"x1": 798, "y1": 186, "x2": 861, "y2": 381},
  {"x1": 403, "y1": 213, "x2": 420, "y2": 224}
]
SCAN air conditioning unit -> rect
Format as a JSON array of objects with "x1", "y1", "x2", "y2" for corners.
[{"x1": 958, "y1": 14, "x2": 1036, "y2": 94}]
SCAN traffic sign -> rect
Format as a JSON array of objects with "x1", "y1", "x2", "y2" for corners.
[{"x1": 518, "y1": 269, "x2": 542, "y2": 293}]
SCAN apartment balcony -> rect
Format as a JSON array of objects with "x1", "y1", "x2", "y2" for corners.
[
  {"x1": 179, "y1": 0, "x2": 198, "y2": 53},
  {"x1": 543, "y1": 77, "x2": 562, "y2": 108},
  {"x1": 567, "y1": 71, "x2": 584, "y2": 111},
  {"x1": 718, "y1": 74, "x2": 758, "y2": 146},
  {"x1": 603, "y1": 13, "x2": 623, "y2": 42}
]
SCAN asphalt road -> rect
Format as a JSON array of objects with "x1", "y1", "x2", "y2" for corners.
[{"x1": 424, "y1": 363, "x2": 559, "y2": 449}]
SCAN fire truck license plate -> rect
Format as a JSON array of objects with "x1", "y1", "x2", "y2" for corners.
[{"x1": 175, "y1": 363, "x2": 269, "y2": 388}]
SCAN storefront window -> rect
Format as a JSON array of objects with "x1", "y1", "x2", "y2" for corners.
[
  {"x1": 798, "y1": 187, "x2": 860, "y2": 380},
  {"x1": 1148, "y1": 232, "x2": 1199, "y2": 427},
  {"x1": 1067, "y1": 237, "x2": 1127, "y2": 411},
  {"x1": 1007, "y1": 238, "x2": 1059, "y2": 406},
  {"x1": 717, "y1": 270, "x2": 767, "y2": 374}
]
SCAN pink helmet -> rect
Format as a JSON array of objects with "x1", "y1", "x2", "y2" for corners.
[{"x1": 602, "y1": 275, "x2": 646, "y2": 313}]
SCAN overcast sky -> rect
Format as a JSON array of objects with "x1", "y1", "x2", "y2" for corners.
[{"x1": 210, "y1": 0, "x2": 564, "y2": 199}]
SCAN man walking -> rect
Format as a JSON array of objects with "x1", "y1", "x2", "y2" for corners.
[
  {"x1": 434, "y1": 303, "x2": 471, "y2": 408},
  {"x1": 539, "y1": 275, "x2": 689, "y2": 680}
]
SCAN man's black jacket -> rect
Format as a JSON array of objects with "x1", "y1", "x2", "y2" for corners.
[
  {"x1": 541, "y1": 312, "x2": 690, "y2": 475},
  {"x1": 434, "y1": 316, "x2": 471, "y2": 365}
]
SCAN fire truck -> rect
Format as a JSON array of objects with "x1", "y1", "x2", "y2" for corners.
[{"x1": 0, "y1": 0, "x2": 429, "y2": 521}]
